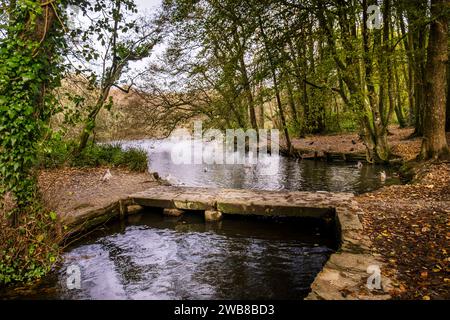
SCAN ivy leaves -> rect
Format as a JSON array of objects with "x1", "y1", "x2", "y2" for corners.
[{"x1": 0, "y1": 1, "x2": 66, "y2": 205}]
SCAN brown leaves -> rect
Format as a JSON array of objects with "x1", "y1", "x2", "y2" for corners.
[{"x1": 357, "y1": 162, "x2": 450, "y2": 300}]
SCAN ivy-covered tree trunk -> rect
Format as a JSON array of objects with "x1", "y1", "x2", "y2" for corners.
[
  {"x1": 420, "y1": 0, "x2": 449, "y2": 159},
  {"x1": 0, "y1": 0, "x2": 59, "y2": 211}
]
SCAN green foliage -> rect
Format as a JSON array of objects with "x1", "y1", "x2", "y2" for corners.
[
  {"x1": 0, "y1": 200, "x2": 60, "y2": 286},
  {"x1": 73, "y1": 144, "x2": 148, "y2": 172},
  {"x1": 0, "y1": 0, "x2": 154, "y2": 288},
  {"x1": 67, "y1": 0, "x2": 159, "y2": 153},
  {"x1": 39, "y1": 139, "x2": 148, "y2": 172},
  {"x1": 326, "y1": 111, "x2": 360, "y2": 133},
  {"x1": 0, "y1": 0, "x2": 67, "y2": 206},
  {"x1": 118, "y1": 148, "x2": 148, "y2": 172},
  {"x1": 0, "y1": 0, "x2": 73, "y2": 288}
]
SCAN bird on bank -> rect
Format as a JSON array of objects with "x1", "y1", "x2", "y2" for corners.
[
  {"x1": 165, "y1": 174, "x2": 184, "y2": 186},
  {"x1": 101, "y1": 169, "x2": 113, "y2": 183},
  {"x1": 380, "y1": 171, "x2": 387, "y2": 183}
]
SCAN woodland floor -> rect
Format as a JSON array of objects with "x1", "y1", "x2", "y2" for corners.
[
  {"x1": 36, "y1": 127, "x2": 450, "y2": 300},
  {"x1": 290, "y1": 127, "x2": 449, "y2": 299},
  {"x1": 357, "y1": 162, "x2": 449, "y2": 300}
]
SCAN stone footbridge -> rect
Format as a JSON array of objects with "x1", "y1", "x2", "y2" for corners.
[
  {"x1": 62, "y1": 186, "x2": 393, "y2": 300},
  {"x1": 128, "y1": 186, "x2": 354, "y2": 221}
]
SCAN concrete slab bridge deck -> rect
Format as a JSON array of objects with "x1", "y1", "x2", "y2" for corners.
[{"x1": 128, "y1": 186, "x2": 354, "y2": 221}]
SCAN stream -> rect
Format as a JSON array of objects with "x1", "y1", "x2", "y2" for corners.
[{"x1": 0, "y1": 139, "x2": 403, "y2": 300}]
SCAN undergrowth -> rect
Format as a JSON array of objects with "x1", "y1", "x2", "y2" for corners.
[{"x1": 39, "y1": 140, "x2": 148, "y2": 172}]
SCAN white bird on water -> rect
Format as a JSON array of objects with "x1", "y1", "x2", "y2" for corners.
[
  {"x1": 101, "y1": 169, "x2": 112, "y2": 182},
  {"x1": 357, "y1": 161, "x2": 363, "y2": 169},
  {"x1": 380, "y1": 171, "x2": 387, "y2": 183}
]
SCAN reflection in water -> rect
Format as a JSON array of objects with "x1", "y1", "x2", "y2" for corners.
[
  {"x1": 121, "y1": 139, "x2": 402, "y2": 194},
  {"x1": 4, "y1": 213, "x2": 335, "y2": 300}
]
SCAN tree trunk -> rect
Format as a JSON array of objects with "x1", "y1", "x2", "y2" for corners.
[
  {"x1": 446, "y1": 53, "x2": 450, "y2": 132},
  {"x1": 4, "y1": 0, "x2": 57, "y2": 218},
  {"x1": 239, "y1": 55, "x2": 258, "y2": 131},
  {"x1": 394, "y1": 54, "x2": 407, "y2": 128},
  {"x1": 420, "y1": 0, "x2": 449, "y2": 159},
  {"x1": 258, "y1": 16, "x2": 292, "y2": 153},
  {"x1": 410, "y1": 9, "x2": 428, "y2": 136},
  {"x1": 285, "y1": 77, "x2": 301, "y2": 134},
  {"x1": 76, "y1": 86, "x2": 112, "y2": 154},
  {"x1": 399, "y1": 8, "x2": 415, "y2": 126}
]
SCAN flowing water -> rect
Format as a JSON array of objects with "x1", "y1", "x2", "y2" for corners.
[{"x1": 1, "y1": 139, "x2": 403, "y2": 300}]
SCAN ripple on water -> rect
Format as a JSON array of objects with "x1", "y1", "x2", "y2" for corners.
[{"x1": 29, "y1": 214, "x2": 334, "y2": 300}]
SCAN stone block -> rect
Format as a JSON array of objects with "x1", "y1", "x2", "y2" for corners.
[
  {"x1": 205, "y1": 210, "x2": 223, "y2": 222},
  {"x1": 163, "y1": 208, "x2": 184, "y2": 217}
]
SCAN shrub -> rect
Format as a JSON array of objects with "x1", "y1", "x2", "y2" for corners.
[
  {"x1": 116, "y1": 148, "x2": 148, "y2": 172},
  {"x1": 38, "y1": 139, "x2": 148, "y2": 172},
  {"x1": 0, "y1": 197, "x2": 60, "y2": 286}
]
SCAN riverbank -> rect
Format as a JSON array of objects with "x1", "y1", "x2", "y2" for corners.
[
  {"x1": 298, "y1": 128, "x2": 449, "y2": 299},
  {"x1": 356, "y1": 162, "x2": 450, "y2": 300},
  {"x1": 291, "y1": 127, "x2": 449, "y2": 162},
  {"x1": 38, "y1": 167, "x2": 160, "y2": 235}
]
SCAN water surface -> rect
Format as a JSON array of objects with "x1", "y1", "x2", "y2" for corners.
[
  {"x1": 121, "y1": 139, "x2": 401, "y2": 194},
  {"x1": 3, "y1": 212, "x2": 335, "y2": 300}
]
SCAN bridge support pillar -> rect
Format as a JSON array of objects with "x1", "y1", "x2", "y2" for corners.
[
  {"x1": 119, "y1": 200, "x2": 129, "y2": 219},
  {"x1": 163, "y1": 208, "x2": 184, "y2": 217},
  {"x1": 205, "y1": 210, "x2": 223, "y2": 222}
]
